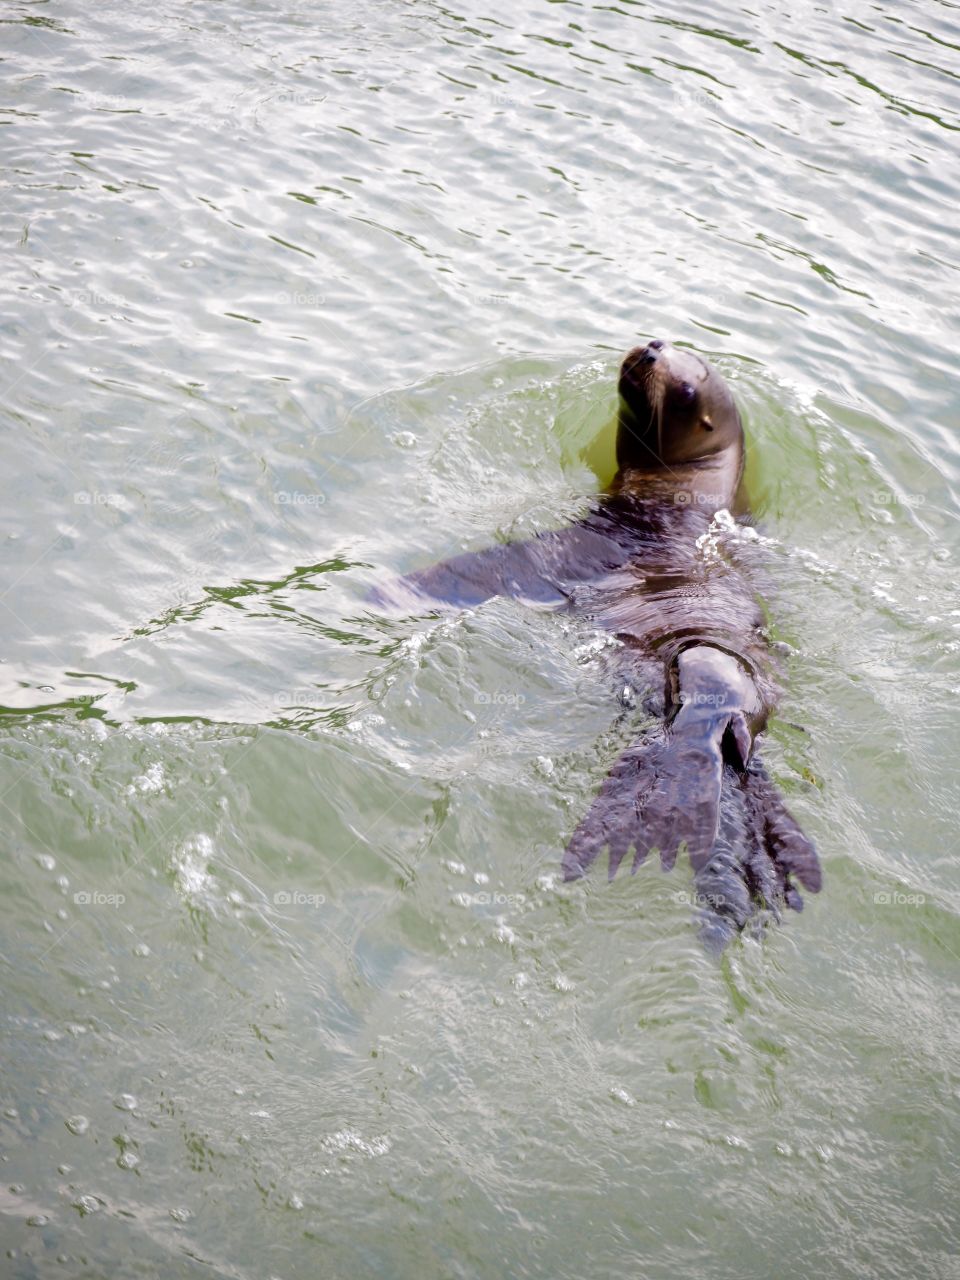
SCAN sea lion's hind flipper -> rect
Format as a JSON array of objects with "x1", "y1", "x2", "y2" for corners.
[
  {"x1": 740, "y1": 763, "x2": 822, "y2": 912},
  {"x1": 682, "y1": 757, "x2": 821, "y2": 947},
  {"x1": 561, "y1": 734, "x2": 667, "y2": 882},
  {"x1": 562, "y1": 718, "x2": 727, "y2": 883}
]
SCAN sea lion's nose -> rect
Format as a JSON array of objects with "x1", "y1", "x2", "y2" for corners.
[{"x1": 622, "y1": 340, "x2": 667, "y2": 379}]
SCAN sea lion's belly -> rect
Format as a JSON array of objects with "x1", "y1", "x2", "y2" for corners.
[{"x1": 567, "y1": 559, "x2": 766, "y2": 665}]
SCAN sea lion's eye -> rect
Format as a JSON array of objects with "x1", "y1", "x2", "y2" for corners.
[{"x1": 677, "y1": 382, "x2": 696, "y2": 406}]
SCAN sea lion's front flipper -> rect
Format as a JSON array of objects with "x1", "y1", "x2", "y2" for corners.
[
  {"x1": 399, "y1": 539, "x2": 570, "y2": 607},
  {"x1": 370, "y1": 511, "x2": 636, "y2": 610},
  {"x1": 369, "y1": 542, "x2": 541, "y2": 609}
]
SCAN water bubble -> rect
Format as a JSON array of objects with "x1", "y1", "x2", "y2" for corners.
[
  {"x1": 65, "y1": 1116, "x2": 89, "y2": 1136},
  {"x1": 322, "y1": 1130, "x2": 391, "y2": 1157},
  {"x1": 114, "y1": 1094, "x2": 137, "y2": 1112},
  {"x1": 724, "y1": 1134, "x2": 749, "y2": 1149},
  {"x1": 131, "y1": 762, "x2": 166, "y2": 794}
]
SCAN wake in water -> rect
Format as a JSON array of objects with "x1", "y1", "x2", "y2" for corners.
[{"x1": 372, "y1": 339, "x2": 822, "y2": 948}]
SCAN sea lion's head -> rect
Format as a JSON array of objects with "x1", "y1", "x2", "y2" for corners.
[{"x1": 616, "y1": 340, "x2": 743, "y2": 470}]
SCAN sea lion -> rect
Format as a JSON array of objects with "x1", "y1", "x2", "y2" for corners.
[{"x1": 372, "y1": 340, "x2": 821, "y2": 949}]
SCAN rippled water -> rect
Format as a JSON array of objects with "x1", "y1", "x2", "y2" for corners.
[{"x1": 2, "y1": 0, "x2": 959, "y2": 1276}]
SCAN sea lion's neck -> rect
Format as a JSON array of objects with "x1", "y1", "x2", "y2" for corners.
[{"x1": 609, "y1": 443, "x2": 744, "y2": 514}]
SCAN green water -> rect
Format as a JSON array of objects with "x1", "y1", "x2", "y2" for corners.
[{"x1": 2, "y1": 1, "x2": 959, "y2": 1276}]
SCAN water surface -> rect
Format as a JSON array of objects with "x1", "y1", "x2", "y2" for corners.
[{"x1": 2, "y1": 0, "x2": 959, "y2": 1276}]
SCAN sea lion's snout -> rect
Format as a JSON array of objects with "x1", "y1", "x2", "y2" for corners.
[{"x1": 618, "y1": 342, "x2": 664, "y2": 413}]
